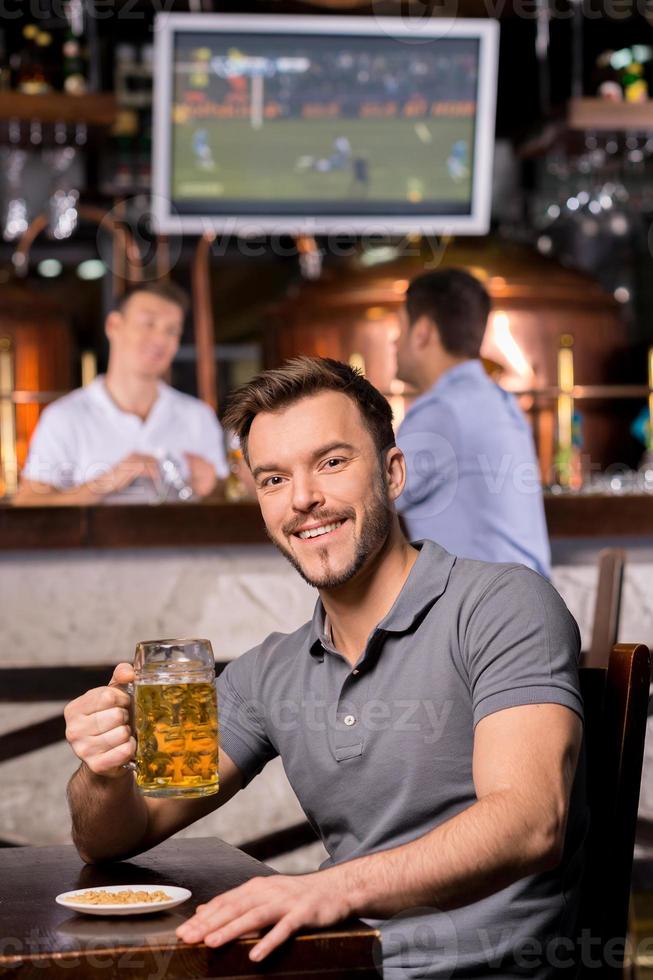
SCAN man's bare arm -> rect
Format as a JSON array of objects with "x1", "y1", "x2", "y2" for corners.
[
  {"x1": 176, "y1": 702, "x2": 582, "y2": 959},
  {"x1": 67, "y1": 749, "x2": 243, "y2": 864},
  {"x1": 13, "y1": 479, "x2": 99, "y2": 506},
  {"x1": 13, "y1": 454, "x2": 161, "y2": 507},
  {"x1": 65, "y1": 662, "x2": 243, "y2": 863}
]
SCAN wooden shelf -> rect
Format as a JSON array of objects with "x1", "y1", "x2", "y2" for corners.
[
  {"x1": 0, "y1": 92, "x2": 118, "y2": 126},
  {"x1": 510, "y1": 384, "x2": 650, "y2": 400},
  {"x1": 519, "y1": 97, "x2": 653, "y2": 157},
  {"x1": 568, "y1": 97, "x2": 653, "y2": 132}
]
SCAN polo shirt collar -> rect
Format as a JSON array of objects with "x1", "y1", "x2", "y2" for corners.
[
  {"x1": 308, "y1": 540, "x2": 456, "y2": 658},
  {"x1": 86, "y1": 376, "x2": 116, "y2": 415},
  {"x1": 87, "y1": 376, "x2": 171, "y2": 423}
]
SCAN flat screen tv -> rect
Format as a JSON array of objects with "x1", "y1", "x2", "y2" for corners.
[{"x1": 152, "y1": 14, "x2": 499, "y2": 236}]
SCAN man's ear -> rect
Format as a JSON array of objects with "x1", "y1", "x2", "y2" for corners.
[
  {"x1": 412, "y1": 315, "x2": 436, "y2": 350},
  {"x1": 105, "y1": 310, "x2": 121, "y2": 342},
  {"x1": 384, "y1": 446, "x2": 406, "y2": 501}
]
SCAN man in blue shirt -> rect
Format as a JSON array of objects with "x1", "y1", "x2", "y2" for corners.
[{"x1": 395, "y1": 268, "x2": 551, "y2": 577}]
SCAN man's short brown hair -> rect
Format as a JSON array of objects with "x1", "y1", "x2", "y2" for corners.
[
  {"x1": 223, "y1": 356, "x2": 395, "y2": 465},
  {"x1": 117, "y1": 280, "x2": 190, "y2": 318},
  {"x1": 405, "y1": 268, "x2": 491, "y2": 359}
]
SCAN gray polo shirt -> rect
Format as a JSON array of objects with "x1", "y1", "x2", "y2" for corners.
[{"x1": 217, "y1": 541, "x2": 587, "y2": 979}]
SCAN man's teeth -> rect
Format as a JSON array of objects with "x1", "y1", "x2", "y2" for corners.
[{"x1": 298, "y1": 521, "x2": 344, "y2": 540}]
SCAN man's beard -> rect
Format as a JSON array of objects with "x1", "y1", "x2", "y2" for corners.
[{"x1": 266, "y1": 470, "x2": 393, "y2": 590}]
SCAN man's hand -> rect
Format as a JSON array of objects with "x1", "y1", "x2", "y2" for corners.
[
  {"x1": 185, "y1": 452, "x2": 218, "y2": 498},
  {"x1": 98, "y1": 453, "x2": 160, "y2": 495},
  {"x1": 175, "y1": 870, "x2": 351, "y2": 962},
  {"x1": 64, "y1": 663, "x2": 136, "y2": 778}
]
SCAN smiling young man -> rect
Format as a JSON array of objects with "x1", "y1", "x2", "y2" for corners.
[
  {"x1": 64, "y1": 357, "x2": 586, "y2": 978},
  {"x1": 14, "y1": 282, "x2": 228, "y2": 505}
]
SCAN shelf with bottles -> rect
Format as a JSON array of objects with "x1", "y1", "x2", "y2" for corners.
[
  {"x1": 567, "y1": 98, "x2": 653, "y2": 133},
  {"x1": 0, "y1": 92, "x2": 117, "y2": 127},
  {"x1": 519, "y1": 106, "x2": 653, "y2": 160},
  {"x1": 520, "y1": 46, "x2": 653, "y2": 160},
  {"x1": 0, "y1": 2, "x2": 106, "y2": 131}
]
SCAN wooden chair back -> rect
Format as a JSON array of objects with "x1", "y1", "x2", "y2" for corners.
[
  {"x1": 578, "y1": 643, "x2": 650, "y2": 978},
  {"x1": 584, "y1": 548, "x2": 626, "y2": 669}
]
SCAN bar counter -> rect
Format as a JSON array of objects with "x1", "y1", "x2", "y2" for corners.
[
  {"x1": 0, "y1": 502, "x2": 268, "y2": 550},
  {"x1": 1, "y1": 491, "x2": 652, "y2": 671},
  {"x1": 1, "y1": 493, "x2": 653, "y2": 549}
]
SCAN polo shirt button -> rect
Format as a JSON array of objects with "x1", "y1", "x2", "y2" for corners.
[
  {"x1": 352, "y1": 669, "x2": 360, "y2": 676},
  {"x1": 344, "y1": 714, "x2": 356, "y2": 727}
]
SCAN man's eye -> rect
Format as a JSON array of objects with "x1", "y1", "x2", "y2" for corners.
[
  {"x1": 324, "y1": 458, "x2": 344, "y2": 469},
  {"x1": 262, "y1": 475, "x2": 284, "y2": 487}
]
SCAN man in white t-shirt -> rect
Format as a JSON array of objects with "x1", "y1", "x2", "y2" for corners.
[{"x1": 14, "y1": 282, "x2": 229, "y2": 505}]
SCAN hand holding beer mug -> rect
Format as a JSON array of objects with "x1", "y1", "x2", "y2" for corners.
[{"x1": 124, "y1": 638, "x2": 219, "y2": 799}]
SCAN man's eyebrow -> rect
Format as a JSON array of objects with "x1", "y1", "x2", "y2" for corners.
[{"x1": 252, "y1": 442, "x2": 356, "y2": 481}]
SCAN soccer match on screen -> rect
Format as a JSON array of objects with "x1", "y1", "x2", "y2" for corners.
[{"x1": 170, "y1": 35, "x2": 478, "y2": 210}]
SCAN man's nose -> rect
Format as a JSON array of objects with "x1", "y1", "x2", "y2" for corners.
[{"x1": 291, "y1": 474, "x2": 325, "y2": 512}]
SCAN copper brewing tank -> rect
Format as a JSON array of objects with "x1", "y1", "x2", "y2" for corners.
[
  {"x1": 1, "y1": 283, "x2": 73, "y2": 471},
  {"x1": 267, "y1": 238, "x2": 629, "y2": 477}
]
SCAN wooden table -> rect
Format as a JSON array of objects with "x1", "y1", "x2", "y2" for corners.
[
  {"x1": 0, "y1": 838, "x2": 379, "y2": 979},
  {"x1": 629, "y1": 890, "x2": 653, "y2": 978}
]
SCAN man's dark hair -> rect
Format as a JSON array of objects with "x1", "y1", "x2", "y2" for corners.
[
  {"x1": 117, "y1": 281, "x2": 190, "y2": 318},
  {"x1": 223, "y1": 356, "x2": 395, "y2": 465},
  {"x1": 405, "y1": 268, "x2": 491, "y2": 358}
]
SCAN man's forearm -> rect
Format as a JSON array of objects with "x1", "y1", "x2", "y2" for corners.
[
  {"x1": 332, "y1": 790, "x2": 563, "y2": 919},
  {"x1": 67, "y1": 764, "x2": 149, "y2": 863},
  {"x1": 13, "y1": 483, "x2": 102, "y2": 506}
]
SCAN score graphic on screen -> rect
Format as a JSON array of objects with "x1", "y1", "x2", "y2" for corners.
[{"x1": 153, "y1": 16, "x2": 498, "y2": 235}]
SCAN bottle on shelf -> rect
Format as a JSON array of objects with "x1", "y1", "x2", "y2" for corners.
[
  {"x1": 62, "y1": 25, "x2": 87, "y2": 94},
  {"x1": 0, "y1": 29, "x2": 11, "y2": 91},
  {"x1": 101, "y1": 106, "x2": 140, "y2": 195},
  {"x1": 623, "y1": 61, "x2": 648, "y2": 103},
  {"x1": 62, "y1": 0, "x2": 87, "y2": 94},
  {"x1": 35, "y1": 31, "x2": 54, "y2": 89},
  {"x1": 17, "y1": 23, "x2": 52, "y2": 94}
]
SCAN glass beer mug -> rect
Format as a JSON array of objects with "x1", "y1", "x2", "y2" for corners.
[{"x1": 124, "y1": 639, "x2": 219, "y2": 799}]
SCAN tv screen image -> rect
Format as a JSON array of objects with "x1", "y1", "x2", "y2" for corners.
[{"x1": 153, "y1": 16, "x2": 499, "y2": 235}]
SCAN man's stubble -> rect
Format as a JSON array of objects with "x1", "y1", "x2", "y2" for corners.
[{"x1": 266, "y1": 466, "x2": 394, "y2": 590}]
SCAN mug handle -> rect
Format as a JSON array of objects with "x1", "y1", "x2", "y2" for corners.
[{"x1": 117, "y1": 680, "x2": 137, "y2": 773}]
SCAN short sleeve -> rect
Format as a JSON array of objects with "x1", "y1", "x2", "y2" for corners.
[
  {"x1": 217, "y1": 649, "x2": 278, "y2": 785},
  {"x1": 396, "y1": 399, "x2": 460, "y2": 514},
  {"x1": 21, "y1": 402, "x2": 79, "y2": 488},
  {"x1": 195, "y1": 403, "x2": 229, "y2": 478},
  {"x1": 463, "y1": 566, "x2": 583, "y2": 727}
]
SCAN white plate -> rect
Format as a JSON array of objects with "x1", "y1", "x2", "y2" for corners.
[{"x1": 55, "y1": 884, "x2": 192, "y2": 916}]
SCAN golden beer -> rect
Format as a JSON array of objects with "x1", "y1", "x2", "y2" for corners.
[{"x1": 134, "y1": 680, "x2": 219, "y2": 798}]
